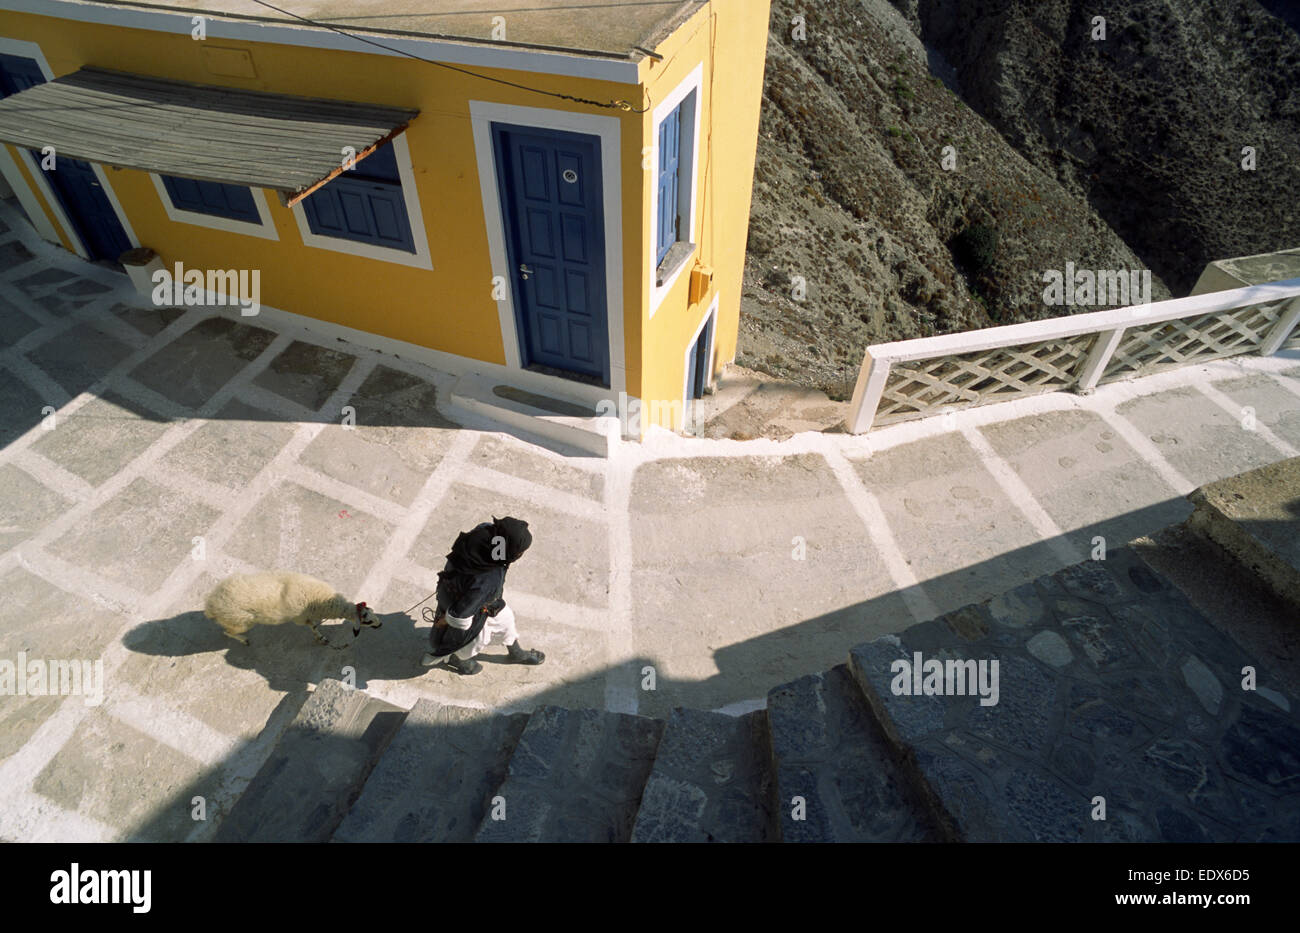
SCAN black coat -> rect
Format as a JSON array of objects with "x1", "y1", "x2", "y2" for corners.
[{"x1": 428, "y1": 519, "x2": 528, "y2": 657}]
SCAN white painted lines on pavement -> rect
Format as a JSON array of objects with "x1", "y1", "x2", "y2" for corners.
[
  {"x1": 958, "y1": 424, "x2": 1083, "y2": 567},
  {"x1": 106, "y1": 686, "x2": 241, "y2": 769},
  {"x1": 603, "y1": 443, "x2": 639, "y2": 715},
  {"x1": 356, "y1": 430, "x2": 478, "y2": 606},
  {"x1": 823, "y1": 448, "x2": 940, "y2": 625},
  {"x1": 1196, "y1": 381, "x2": 1299, "y2": 459},
  {"x1": 1089, "y1": 406, "x2": 1196, "y2": 495},
  {"x1": 9, "y1": 448, "x2": 94, "y2": 503}
]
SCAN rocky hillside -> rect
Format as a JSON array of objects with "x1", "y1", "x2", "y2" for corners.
[
  {"x1": 739, "y1": 0, "x2": 1172, "y2": 399},
  {"x1": 890, "y1": 0, "x2": 1300, "y2": 297}
]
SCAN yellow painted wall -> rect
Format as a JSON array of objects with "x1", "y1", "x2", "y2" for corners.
[
  {"x1": 0, "y1": 2, "x2": 771, "y2": 437},
  {"x1": 636, "y1": 0, "x2": 771, "y2": 430},
  {"x1": 705, "y1": 0, "x2": 772, "y2": 378}
]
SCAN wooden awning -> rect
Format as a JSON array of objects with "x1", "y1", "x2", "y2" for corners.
[{"x1": 0, "y1": 68, "x2": 418, "y2": 206}]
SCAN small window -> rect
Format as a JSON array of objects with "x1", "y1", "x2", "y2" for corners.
[
  {"x1": 160, "y1": 175, "x2": 260, "y2": 224},
  {"x1": 300, "y1": 143, "x2": 415, "y2": 254}
]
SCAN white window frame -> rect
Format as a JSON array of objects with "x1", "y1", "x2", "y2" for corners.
[
  {"x1": 289, "y1": 133, "x2": 433, "y2": 270},
  {"x1": 0, "y1": 35, "x2": 139, "y2": 259},
  {"x1": 649, "y1": 63, "x2": 703, "y2": 319},
  {"x1": 469, "y1": 98, "x2": 627, "y2": 396},
  {"x1": 149, "y1": 172, "x2": 279, "y2": 240}
]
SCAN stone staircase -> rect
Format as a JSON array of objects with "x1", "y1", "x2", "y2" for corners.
[{"x1": 211, "y1": 460, "x2": 1300, "y2": 843}]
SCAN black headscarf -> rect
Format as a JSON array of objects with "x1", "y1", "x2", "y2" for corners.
[
  {"x1": 491, "y1": 516, "x2": 533, "y2": 564},
  {"x1": 442, "y1": 516, "x2": 532, "y2": 575}
]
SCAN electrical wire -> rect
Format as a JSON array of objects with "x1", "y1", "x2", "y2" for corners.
[{"x1": 241, "y1": 0, "x2": 649, "y2": 112}]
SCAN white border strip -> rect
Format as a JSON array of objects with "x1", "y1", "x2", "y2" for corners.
[
  {"x1": 0, "y1": 143, "x2": 57, "y2": 242},
  {"x1": 469, "y1": 98, "x2": 626, "y2": 395},
  {"x1": 3, "y1": 0, "x2": 642, "y2": 83}
]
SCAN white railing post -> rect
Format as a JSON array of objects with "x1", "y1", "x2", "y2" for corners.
[
  {"x1": 1259, "y1": 297, "x2": 1300, "y2": 356},
  {"x1": 1074, "y1": 327, "x2": 1126, "y2": 394},
  {"x1": 848, "y1": 350, "x2": 892, "y2": 434}
]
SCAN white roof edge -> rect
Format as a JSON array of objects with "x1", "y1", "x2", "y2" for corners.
[{"x1": 0, "y1": 0, "x2": 644, "y2": 84}]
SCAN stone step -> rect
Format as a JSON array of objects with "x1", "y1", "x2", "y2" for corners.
[
  {"x1": 849, "y1": 547, "x2": 1300, "y2": 842},
  {"x1": 1186, "y1": 455, "x2": 1300, "y2": 609},
  {"x1": 332, "y1": 699, "x2": 529, "y2": 843},
  {"x1": 766, "y1": 664, "x2": 937, "y2": 842},
  {"x1": 1133, "y1": 524, "x2": 1300, "y2": 700},
  {"x1": 474, "y1": 706, "x2": 664, "y2": 842},
  {"x1": 448, "y1": 372, "x2": 619, "y2": 457},
  {"x1": 630, "y1": 708, "x2": 774, "y2": 843},
  {"x1": 214, "y1": 679, "x2": 406, "y2": 843}
]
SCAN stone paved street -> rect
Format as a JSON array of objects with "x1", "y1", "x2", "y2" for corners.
[{"x1": 1, "y1": 197, "x2": 1299, "y2": 840}]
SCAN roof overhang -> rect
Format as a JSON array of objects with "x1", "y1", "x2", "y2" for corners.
[{"x1": 0, "y1": 67, "x2": 419, "y2": 206}]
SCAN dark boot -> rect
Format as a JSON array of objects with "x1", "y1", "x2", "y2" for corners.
[
  {"x1": 507, "y1": 641, "x2": 545, "y2": 665},
  {"x1": 444, "y1": 654, "x2": 482, "y2": 675}
]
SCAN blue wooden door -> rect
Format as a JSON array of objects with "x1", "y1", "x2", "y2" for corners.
[
  {"x1": 44, "y1": 157, "x2": 132, "y2": 262},
  {"x1": 492, "y1": 125, "x2": 609, "y2": 386},
  {"x1": 0, "y1": 53, "x2": 132, "y2": 262}
]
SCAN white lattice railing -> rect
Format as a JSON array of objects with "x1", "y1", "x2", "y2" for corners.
[{"x1": 848, "y1": 278, "x2": 1300, "y2": 433}]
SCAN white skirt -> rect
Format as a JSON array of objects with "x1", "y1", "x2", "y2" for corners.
[{"x1": 448, "y1": 604, "x2": 519, "y2": 660}]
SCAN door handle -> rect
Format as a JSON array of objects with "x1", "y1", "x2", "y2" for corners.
[{"x1": 520, "y1": 264, "x2": 533, "y2": 274}]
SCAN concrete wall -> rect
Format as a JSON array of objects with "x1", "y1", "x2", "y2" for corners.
[{"x1": 1191, "y1": 247, "x2": 1300, "y2": 294}]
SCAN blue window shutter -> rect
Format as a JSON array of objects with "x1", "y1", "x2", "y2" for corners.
[
  {"x1": 303, "y1": 185, "x2": 346, "y2": 236},
  {"x1": 657, "y1": 104, "x2": 682, "y2": 265},
  {"x1": 303, "y1": 175, "x2": 415, "y2": 254},
  {"x1": 161, "y1": 174, "x2": 260, "y2": 223}
]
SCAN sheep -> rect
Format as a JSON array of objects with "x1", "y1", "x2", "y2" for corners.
[{"x1": 203, "y1": 571, "x2": 381, "y2": 647}]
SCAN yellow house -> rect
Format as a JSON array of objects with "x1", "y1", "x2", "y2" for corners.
[{"x1": 0, "y1": 0, "x2": 771, "y2": 447}]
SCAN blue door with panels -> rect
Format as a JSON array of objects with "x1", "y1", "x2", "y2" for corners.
[
  {"x1": 491, "y1": 124, "x2": 610, "y2": 386},
  {"x1": 0, "y1": 53, "x2": 132, "y2": 263}
]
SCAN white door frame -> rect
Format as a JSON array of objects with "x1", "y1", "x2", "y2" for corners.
[
  {"x1": 682, "y1": 292, "x2": 719, "y2": 407},
  {"x1": 470, "y1": 99, "x2": 626, "y2": 398}
]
